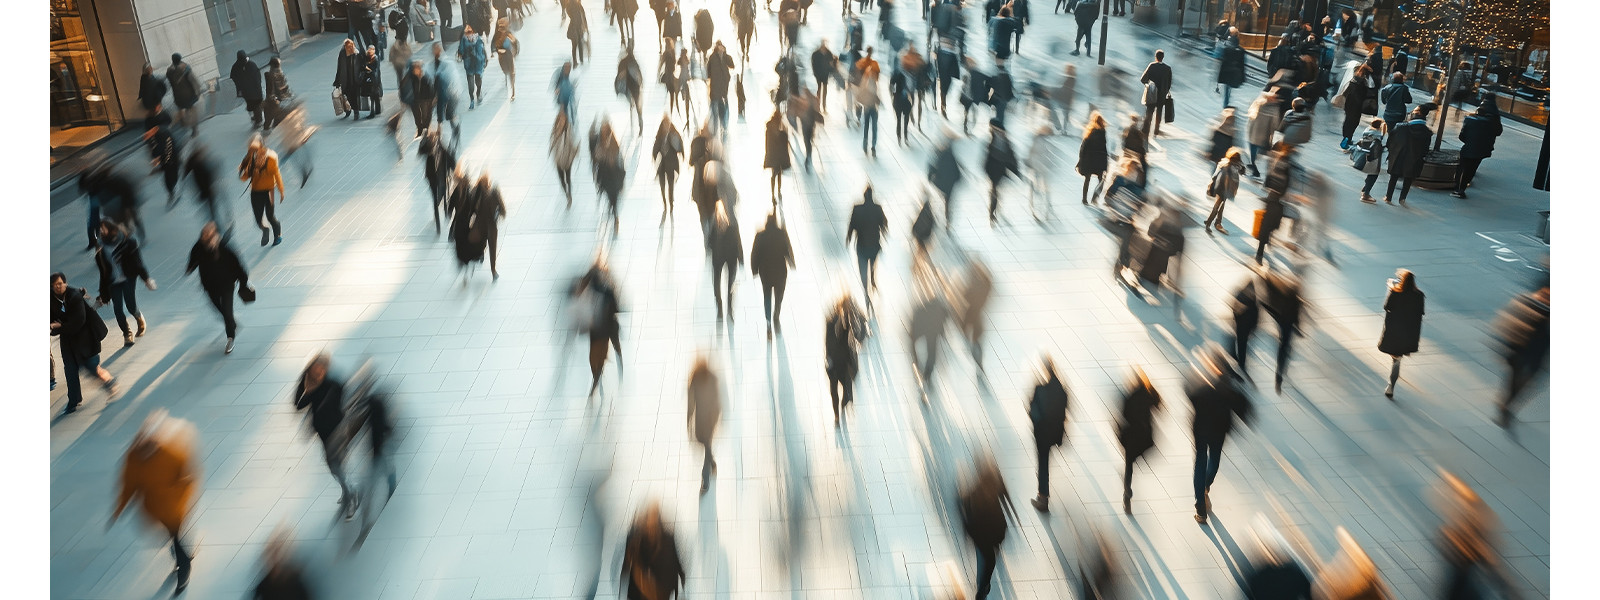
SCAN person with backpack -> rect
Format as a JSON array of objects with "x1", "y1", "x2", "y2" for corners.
[
  {"x1": 52, "y1": 272, "x2": 118, "y2": 414},
  {"x1": 1026, "y1": 356, "x2": 1069, "y2": 512},
  {"x1": 166, "y1": 54, "x2": 205, "y2": 135},
  {"x1": 960, "y1": 453, "x2": 1018, "y2": 599}
]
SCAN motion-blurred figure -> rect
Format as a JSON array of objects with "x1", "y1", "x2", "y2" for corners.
[
  {"x1": 1231, "y1": 269, "x2": 1304, "y2": 393},
  {"x1": 1026, "y1": 356, "x2": 1069, "y2": 512},
  {"x1": 929, "y1": 129, "x2": 964, "y2": 226},
  {"x1": 709, "y1": 203, "x2": 743, "y2": 321},
  {"x1": 273, "y1": 97, "x2": 317, "y2": 189},
  {"x1": 652, "y1": 114, "x2": 683, "y2": 218},
  {"x1": 908, "y1": 271, "x2": 952, "y2": 387},
  {"x1": 750, "y1": 212, "x2": 796, "y2": 340},
  {"x1": 1079, "y1": 528, "x2": 1122, "y2": 600},
  {"x1": 825, "y1": 293, "x2": 868, "y2": 426},
  {"x1": 687, "y1": 356, "x2": 723, "y2": 494},
  {"x1": 1433, "y1": 471, "x2": 1519, "y2": 599},
  {"x1": 79, "y1": 158, "x2": 144, "y2": 246},
  {"x1": 253, "y1": 526, "x2": 316, "y2": 599},
  {"x1": 294, "y1": 354, "x2": 359, "y2": 520},
  {"x1": 551, "y1": 109, "x2": 579, "y2": 207},
  {"x1": 1315, "y1": 527, "x2": 1389, "y2": 599},
  {"x1": 1188, "y1": 343, "x2": 1252, "y2": 525},
  {"x1": 952, "y1": 259, "x2": 993, "y2": 370},
  {"x1": 450, "y1": 173, "x2": 507, "y2": 279},
  {"x1": 360, "y1": 375, "x2": 398, "y2": 525},
  {"x1": 590, "y1": 118, "x2": 627, "y2": 232},
  {"x1": 959, "y1": 452, "x2": 1018, "y2": 599},
  {"x1": 110, "y1": 409, "x2": 199, "y2": 595},
  {"x1": 144, "y1": 120, "x2": 182, "y2": 208},
  {"x1": 1116, "y1": 366, "x2": 1160, "y2": 514},
  {"x1": 846, "y1": 185, "x2": 889, "y2": 307},
  {"x1": 1243, "y1": 516, "x2": 1313, "y2": 599},
  {"x1": 422, "y1": 129, "x2": 457, "y2": 232},
  {"x1": 1377, "y1": 269, "x2": 1425, "y2": 399},
  {"x1": 622, "y1": 501, "x2": 686, "y2": 598},
  {"x1": 183, "y1": 144, "x2": 232, "y2": 240},
  {"x1": 93, "y1": 219, "x2": 156, "y2": 349},
  {"x1": 1492, "y1": 286, "x2": 1549, "y2": 428},
  {"x1": 184, "y1": 223, "x2": 250, "y2": 354},
  {"x1": 575, "y1": 260, "x2": 625, "y2": 398}
]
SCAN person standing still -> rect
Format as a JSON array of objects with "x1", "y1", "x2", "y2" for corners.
[
  {"x1": 1383, "y1": 107, "x2": 1432, "y2": 205},
  {"x1": 750, "y1": 212, "x2": 795, "y2": 339},
  {"x1": 1378, "y1": 72, "x2": 1413, "y2": 130},
  {"x1": 110, "y1": 410, "x2": 200, "y2": 595},
  {"x1": 846, "y1": 186, "x2": 889, "y2": 306},
  {"x1": 1377, "y1": 269, "x2": 1425, "y2": 399},
  {"x1": 167, "y1": 54, "x2": 205, "y2": 135},
  {"x1": 185, "y1": 223, "x2": 249, "y2": 354},
  {"x1": 230, "y1": 50, "x2": 265, "y2": 129},
  {"x1": 1453, "y1": 101, "x2": 1503, "y2": 199},
  {"x1": 1203, "y1": 148, "x2": 1244, "y2": 234},
  {"x1": 93, "y1": 220, "x2": 156, "y2": 348},
  {"x1": 52, "y1": 272, "x2": 118, "y2": 414},
  {"x1": 239, "y1": 135, "x2": 286, "y2": 246},
  {"x1": 1139, "y1": 50, "x2": 1172, "y2": 141},
  {"x1": 1026, "y1": 357, "x2": 1069, "y2": 512}
]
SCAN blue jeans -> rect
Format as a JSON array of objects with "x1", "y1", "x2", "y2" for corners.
[
  {"x1": 1221, "y1": 85, "x2": 1234, "y2": 107},
  {"x1": 1248, "y1": 143, "x2": 1265, "y2": 170},
  {"x1": 711, "y1": 98, "x2": 730, "y2": 130},
  {"x1": 106, "y1": 279, "x2": 141, "y2": 335},
  {"x1": 1193, "y1": 436, "x2": 1226, "y2": 513},
  {"x1": 861, "y1": 107, "x2": 879, "y2": 151}
]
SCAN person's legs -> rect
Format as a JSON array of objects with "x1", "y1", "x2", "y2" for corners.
[
  {"x1": 208, "y1": 290, "x2": 237, "y2": 339},
  {"x1": 1203, "y1": 436, "x2": 1225, "y2": 491},
  {"x1": 1143, "y1": 104, "x2": 1157, "y2": 140},
  {"x1": 974, "y1": 546, "x2": 998, "y2": 599},
  {"x1": 1221, "y1": 84, "x2": 1233, "y2": 107},
  {"x1": 1193, "y1": 438, "x2": 1211, "y2": 513},
  {"x1": 1384, "y1": 172, "x2": 1401, "y2": 201},
  {"x1": 1036, "y1": 442, "x2": 1051, "y2": 499},
  {"x1": 1275, "y1": 330, "x2": 1294, "y2": 391},
  {"x1": 163, "y1": 162, "x2": 180, "y2": 203},
  {"x1": 60, "y1": 352, "x2": 83, "y2": 410},
  {"x1": 1234, "y1": 320, "x2": 1255, "y2": 373},
  {"x1": 713, "y1": 260, "x2": 727, "y2": 316},
  {"x1": 1398, "y1": 175, "x2": 1415, "y2": 201},
  {"x1": 1204, "y1": 196, "x2": 1226, "y2": 229},
  {"x1": 1247, "y1": 143, "x2": 1263, "y2": 175},
  {"x1": 1362, "y1": 173, "x2": 1380, "y2": 195},
  {"x1": 1123, "y1": 452, "x2": 1137, "y2": 505},
  {"x1": 109, "y1": 280, "x2": 133, "y2": 336},
  {"x1": 1386, "y1": 355, "x2": 1402, "y2": 395},
  {"x1": 322, "y1": 437, "x2": 355, "y2": 505},
  {"x1": 762, "y1": 280, "x2": 775, "y2": 324},
  {"x1": 1458, "y1": 157, "x2": 1483, "y2": 190},
  {"x1": 857, "y1": 253, "x2": 871, "y2": 296},
  {"x1": 772, "y1": 277, "x2": 787, "y2": 329},
  {"x1": 700, "y1": 441, "x2": 714, "y2": 491}
]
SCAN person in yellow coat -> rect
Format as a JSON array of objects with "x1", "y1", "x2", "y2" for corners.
[{"x1": 110, "y1": 409, "x2": 200, "y2": 594}]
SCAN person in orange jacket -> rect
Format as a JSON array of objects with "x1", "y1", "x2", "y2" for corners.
[
  {"x1": 110, "y1": 409, "x2": 200, "y2": 594},
  {"x1": 238, "y1": 134, "x2": 286, "y2": 247}
]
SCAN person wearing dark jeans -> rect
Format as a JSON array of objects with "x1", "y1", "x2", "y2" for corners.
[
  {"x1": 295, "y1": 355, "x2": 360, "y2": 521},
  {"x1": 960, "y1": 455, "x2": 1014, "y2": 600},
  {"x1": 1117, "y1": 367, "x2": 1159, "y2": 514},
  {"x1": 846, "y1": 187, "x2": 888, "y2": 305},
  {"x1": 94, "y1": 221, "x2": 154, "y2": 347},
  {"x1": 1193, "y1": 436, "x2": 1225, "y2": 514},
  {"x1": 187, "y1": 222, "x2": 248, "y2": 353},
  {"x1": 1187, "y1": 344, "x2": 1251, "y2": 525},
  {"x1": 1139, "y1": 50, "x2": 1172, "y2": 140},
  {"x1": 1453, "y1": 101, "x2": 1503, "y2": 199},
  {"x1": 750, "y1": 212, "x2": 795, "y2": 339},
  {"x1": 1384, "y1": 109, "x2": 1432, "y2": 204},
  {"x1": 239, "y1": 137, "x2": 286, "y2": 246},
  {"x1": 1072, "y1": 0, "x2": 1097, "y2": 54},
  {"x1": 53, "y1": 273, "x2": 118, "y2": 414}
]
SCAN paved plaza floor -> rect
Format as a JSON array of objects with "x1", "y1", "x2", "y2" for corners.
[{"x1": 48, "y1": 3, "x2": 1550, "y2": 598}]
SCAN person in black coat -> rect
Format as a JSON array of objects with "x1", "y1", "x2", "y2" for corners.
[
  {"x1": 750, "y1": 212, "x2": 795, "y2": 339},
  {"x1": 1216, "y1": 36, "x2": 1247, "y2": 107},
  {"x1": 890, "y1": 69, "x2": 914, "y2": 143},
  {"x1": 137, "y1": 64, "x2": 167, "y2": 114},
  {"x1": 985, "y1": 65, "x2": 1014, "y2": 128},
  {"x1": 1188, "y1": 343, "x2": 1251, "y2": 525},
  {"x1": 144, "y1": 122, "x2": 182, "y2": 206},
  {"x1": 1378, "y1": 269, "x2": 1425, "y2": 399},
  {"x1": 1384, "y1": 107, "x2": 1433, "y2": 205},
  {"x1": 929, "y1": 131, "x2": 963, "y2": 223},
  {"x1": 185, "y1": 223, "x2": 249, "y2": 353},
  {"x1": 1256, "y1": 144, "x2": 1296, "y2": 264},
  {"x1": 960, "y1": 453, "x2": 1017, "y2": 600},
  {"x1": 846, "y1": 186, "x2": 889, "y2": 305},
  {"x1": 334, "y1": 40, "x2": 365, "y2": 119},
  {"x1": 1339, "y1": 63, "x2": 1374, "y2": 147},
  {"x1": 825, "y1": 294, "x2": 867, "y2": 426},
  {"x1": 1116, "y1": 366, "x2": 1160, "y2": 514},
  {"x1": 1139, "y1": 50, "x2": 1173, "y2": 140},
  {"x1": 1077, "y1": 112, "x2": 1109, "y2": 204},
  {"x1": 93, "y1": 220, "x2": 155, "y2": 347},
  {"x1": 763, "y1": 110, "x2": 791, "y2": 201},
  {"x1": 402, "y1": 60, "x2": 437, "y2": 137},
  {"x1": 52, "y1": 272, "x2": 117, "y2": 414},
  {"x1": 709, "y1": 203, "x2": 743, "y2": 320},
  {"x1": 984, "y1": 120, "x2": 1019, "y2": 225},
  {"x1": 295, "y1": 354, "x2": 359, "y2": 520},
  {"x1": 421, "y1": 130, "x2": 456, "y2": 233},
  {"x1": 230, "y1": 50, "x2": 265, "y2": 129},
  {"x1": 1026, "y1": 357, "x2": 1069, "y2": 512},
  {"x1": 1072, "y1": 0, "x2": 1098, "y2": 55},
  {"x1": 576, "y1": 262, "x2": 625, "y2": 397},
  {"x1": 360, "y1": 46, "x2": 384, "y2": 119},
  {"x1": 1453, "y1": 101, "x2": 1504, "y2": 199},
  {"x1": 183, "y1": 144, "x2": 231, "y2": 240}
]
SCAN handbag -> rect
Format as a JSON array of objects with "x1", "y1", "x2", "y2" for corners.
[
  {"x1": 1163, "y1": 95, "x2": 1175, "y2": 123},
  {"x1": 332, "y1": 87, "x2": 349, "y2": 116},
  {"x1": 238, "y1": 284, "x2": 257, "y2": 303},
  {"x1": 1351, "y1": 148, "x2": 1368, "y2": 171}
]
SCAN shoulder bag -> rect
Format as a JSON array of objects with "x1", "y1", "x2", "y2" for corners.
[{"x1": 238, "y1": 284, "x2": 257, "y2": 303}]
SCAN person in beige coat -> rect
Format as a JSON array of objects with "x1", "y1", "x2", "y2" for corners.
[
  {"x1": 687, "y1": 356, "x2": 722, "y2": 495},
  {"x1": 110, "y1": 409, "x2": 200, "y2": 594}
]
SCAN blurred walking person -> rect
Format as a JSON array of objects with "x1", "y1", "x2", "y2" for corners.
[
  {"x1": 492, "y1": 17, "x2": 519, "y2": 100},
  {"x1": 1217, "y1": 32, "x2": 1246, "y2": 107},
  {"x1": 166, "y1": 54, "x2": 205, "y2": 136},
  {"x1": 1072, "y1": 0, "x2": 1097, "y2": 55},
  {"x1": 230, "y1": 50, "x2": 265, "y2": 129},
  {"x1": 185, "y1": 223, "x2": 249, "y2": 354},
  {"x1": 621, "y1": 501, "x2": 686, "y2": 598},
  {"x1": 1493, "y1": 286, "x2": 1549, "y2": 428},
  {"x1": 239, "y1": 134, "x2": 286, "y2": 247},
  {"x1": 1188, "y1": 344, "x2": 1252, "y2": 525},
  {"x1": 984, "y1": 120, "x2": 1019, "y2": 225},
  {"x1": 709, "y1": 203, "x2": 743, "y2": 320},
  {"x1": 687, "y1": 357, "x2": 723, "y2": 494},
  {"x1": 1203, "y1": 148, "x2": 1244, "y2": 234},
  {"x1": 960, "y1": 453, "x2": 1018, "y2": 599},
  {"x1": 144, "y1": 121, "x2": 182, "y2": 207},
  {"x1": 954, "y1": 260, "x2": 993, "y2": 370},
  {"x1": 1452, "y1": 101, "x2": 1503, "y2": 199},
  {"x1": 764, "y1": 110, "x2": 791, "y2": 201},
  {"x1": 262, "y1": 57, "x2": 294, "y2": 131},
  {"x1": 253, "y1": 527, "x2": 316, "y2": 599},
  {"x1": 94, "y1": 220, "x2": 156, "y2": 348},
  {"x1": 551, "y1": 109, "x2": 579, "y2": 207},
  {"x1": 1245, "y1": 89, "x2": 1282, "y2": 177},
  {"x1": 653, "y1": 114, "x2": 684, "y2": 219},
  {"x1": 618, "y1": 46, "x2": 645, "y2": 133},
  {"x1": 457, "y1": 25, "x2": 488, "y2": 108},
  {"x1": 294, "y1": 354, "x2": 360, "y2": 520},
  {"x1": 110, "y1": 409, "x2": 199, "y2": 595},
  {"x1": 401, "y1": 60, "x2": 437, "y2": 138},
  {"x1": 846, "y1": 186, "x2": 888, "y2": 307},
  {"x1": 1117, "y1": 366, "x2": 1161, "y2": 514},
  {"x1": 908, "y1": 274, "x2": 951, "y2": 386},
  {"x1": 1433, "y1": 472, "x2": 1519, "y2": 599},
  {"x1": 412, "y1": 0, "x2": 440, "y2": 44},
  {"x1": 52, "y1": 272, "x2": 117, "y2": 414},
  {"x1": 929, "y1": 129, "x2": 963, "y2": 225},
  {"x1": 825, "y1": 294, "x2": 867, "y2": 426},
  {"x1": 183, "y1": 144, "x2": 231, "y2": 239},
  {"x1": 1026, "y1": 357, "x2": 1069, "y2": 512},
  {"x1": 1377, "y1": 269, "x2": 1425, "y2": 399},
  {"x1": 1255, "y1": 144, "x2": 1297, "y2": 264},
  {"x1": 750, "y1": 212, "x2": 795, "y2": 340},
  {"x1": 577, "y1": 262, "x2": 625, "y2": 398}
]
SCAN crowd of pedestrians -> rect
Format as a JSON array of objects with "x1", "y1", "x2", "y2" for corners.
[{"x1": 52, "y1": 0, "x2": 1546, "y2": 597}]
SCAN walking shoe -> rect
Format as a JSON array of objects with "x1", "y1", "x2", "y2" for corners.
[
  {"x1": 1030, "y1": 496, "x2": 1049, "y2": 512},
  {"x1": 1450, "y1": 190, "x2": 1467, "y2": 199},
  {"x1": 1384, "y1": 383, "x2": 1395, "y2": 399},
  {"x1": 1247, "y1": 165, "x2": 1260, "y2": 178},
  {"x1": 1194, "y1": 513, "x2": 1207, "y2": 525},
  {"x1": 1339, "y1": 137, "x2": 1350, "y2": 150},
  {"x1": 1071, "y1": 49, "x2": 1081, "y2": 56},
  {"x1": 225, "y1": 337, "x2": 235, "y2": 354},
  {"x1": 273, "y1": 236, "x2": 283, "y2": 246},
  {"x1": 1382, "y1": 196, "x2": 1392, "y2": 204},
  {"x1": 1361, "y1": 193, "x2": 1376, "y2": 204},
  {"x1": 1397, "y1": 197, "x2": 1407, "y2": 207},
  {"x1": 344, "y1": 495, "x2": 361, "y2": 521},
  {"x1": 124, "y1": 334, "x2": 136, "y2": 348},
  {"x1": 136, "y1": 316, "x2": 147, "y2": 336},
  {"x1": 1215, "y1": 225, "x2": 1230, "y2": 236},
  {"x1": 261, "y1": 230, "x2": 271, "y2": 246}
]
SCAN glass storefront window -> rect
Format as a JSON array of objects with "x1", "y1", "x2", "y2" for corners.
[{"x1": 50, "y1": 0, "x2": 120, "y2": 165}]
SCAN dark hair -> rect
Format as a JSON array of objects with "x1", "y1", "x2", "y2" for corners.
[
  {"x1": 51, "y1": 272, "x2": 66, "y2": 284},
  {"x1": 1154, "y1": 50, "x2": 1165, "y2": 61}
]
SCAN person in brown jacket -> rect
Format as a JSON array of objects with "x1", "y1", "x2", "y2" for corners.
[
  {"x1": 687, "y1": 356, "x2": 722, "y2": 495},
  {"x1": 110, "y1": 409, "x2": 200, "y2": 594}
]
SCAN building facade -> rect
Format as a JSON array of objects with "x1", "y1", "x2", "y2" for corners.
[{"x1": 50, "y1": 0, "x2": 322, "y2": 164}]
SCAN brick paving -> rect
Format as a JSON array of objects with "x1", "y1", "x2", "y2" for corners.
[{"x1": 48, "y1": 2, "x2": 1550, "y2": 598}]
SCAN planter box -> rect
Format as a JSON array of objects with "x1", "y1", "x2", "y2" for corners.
[{"x1": 1416, "y1": 149, "x2": 1459, "y2": 190}]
